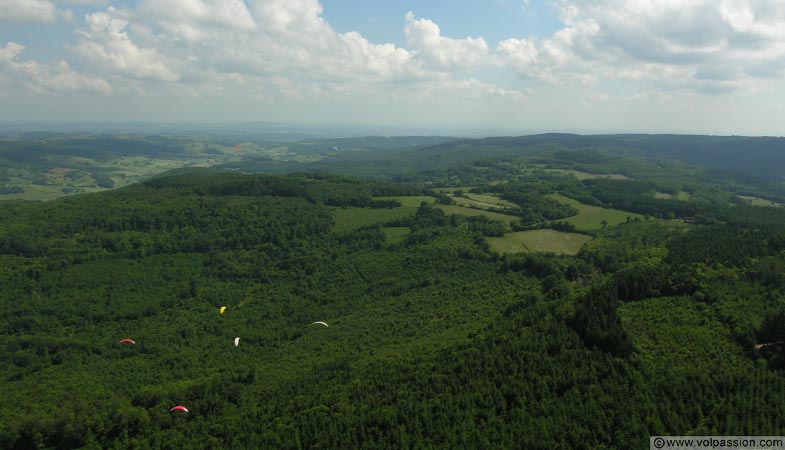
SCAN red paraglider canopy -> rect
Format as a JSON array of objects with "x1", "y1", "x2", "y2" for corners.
[
  {"x1": 233, "y1": 145, "x2": 240, "y2": 150},
  {"x1": 119, "y1": 338, "x2": 136, "y2": 344},
  {"x1": 169, "y1": 405, "x2": 189, "y2": 413}
]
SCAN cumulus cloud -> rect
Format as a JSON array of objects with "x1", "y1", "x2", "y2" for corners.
[
  {"x1": 249, "y1": 0, "x2": 327, "y2": 35},
  {"x1": 123, "y1": 0, "x2": 526, "y2": 108},
  {"x1": 11, "y1": 0, "x2": 517, "y2": 103},
  {"x1": 241, "y1": 0, "x2": 423, "y2": 82},
  {"x1": 75, "y1": 7, "x2": 179, "y2": 81},
  {"x1": 0, "y1": 0, "x2": 58, "y2": 23},
  {"x1": 497, "y1": 38, "x2": 538, "y2": 77},
  {"x1": 126, "y1": 0, "x2": 425, "y2": 85},
  {"x1": 405, "y1": 12, "x2": 489, "y2": 70},
  {"x1": 0, "y1": 41, "x2": 111, "y2": 93},
  {"x1": 499, "y1": 0, "x2": 785, "y2": 93},
  {"x1": 54, "y1": 0, "x2": 109, "y2": 5},
  {"x1": 138, "y1": 0, "x2": 256, "y2": 41},
  {"x1": 0, "y1": 42, "x2": 25, "y2": 61}
]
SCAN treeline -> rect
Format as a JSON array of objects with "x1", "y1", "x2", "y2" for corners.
[
  {"x1": 0, "y1": 191, "x2": 334, "y2": 259},
  {"x1": 584, "y1": 179, "x2": 704, "y2": 218},
  {"x1": 478, "y1": 181, "x2": 579, "y2": 225},
  {"x1": 0, "y1": 172, "x2": 431, "y2": 260},
  {"x1": 147, "y1": 170, "x2": 419, "y2": 207}
]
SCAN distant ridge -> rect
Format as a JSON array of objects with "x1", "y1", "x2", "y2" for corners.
[{"x1": 409, "y1": 134, "x2": 785, "y2": 180}]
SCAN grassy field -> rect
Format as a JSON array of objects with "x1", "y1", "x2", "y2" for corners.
[
  {"x1": 0, "y1": 182, "x2": 105, "y2": 201},
  {"x1": 330, "y1": 206, "x2": 417, "y2": 232},
  {"x1": 435, "y1": 204, "x2": 521, "y2": 224},
  {"x1": 486, "y1": 229, "x2": 592, "y2": 255},
  {"x1": 432, "y1": 186, "x2": 478, "y2": 194},
  {"x1": 0, "y1": 155, "x2": 220, "y2": 201},
  {"x1": 453, "y1": 193, "x2": 518, "y2": 209},
  {"x1": 544, "y1": 168, "x2": 630, "y2": 180},
  {"x1": 333, "y1": 196, "x2": 521, "y2": 232},
  {"x1": 382, "y1": 227, "x2": 411, "y2": 244},
  {"x1": 331, "y1": 196, "x2": 436, "y2": 232},
  {"x1": 373, "y1": 195, "x2": 436, "y2": 207},
  {"x1": 737, "y1": 195, "x2": 782, "y2": 207},
  {"x1": 655, "y1": 191, "x2": 692, "y2": 200},
  {"x1": 547, "y1": 193, "x2": 643, "y2": 230}
]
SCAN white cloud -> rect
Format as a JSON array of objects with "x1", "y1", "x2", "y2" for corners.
[
  {"x1": 27, "y1": 0, "x2": 516, "y2": 105},
  {"x1": 404, "y1": 12, "x2": 489, "y2": 70},
  {"x1": 54, "y1": 0, "x2": 109, "y2": 5},
  {"x1": 0, "y1": 42, "x2": 25, "y2": 61},
  {"x1": 60, "y1": 9, "x2": 74, "y2": 22},
  {"x1": 417, "y1": 78, "x2": 528, "y2": 102},
  {"x1": 497, "y1": 38, "x2": 538, "y2": 77},
  {"x1": 124, "y1": 0, "x2": 429, "y2": 86},
  {"x1": 512, "y1": 0, "x2": 785, "y2": 92},
  {"x1": 0, "y1": 0, "x2": 58, "y2": 23},
  {"x1": 249, "y1": 0, "x2": 326, "y2": 34},
  {"x1": 138, "y1": 0, "x2": 256, "y2": 41},
  {"x1": 75, "y1": 7, "x2": 179, "y2": 81},
  {"x1": 329, "y1": 31, "x2": 418, "y2": 81},
  {"x1": 0, "y1": 41, "x2": 111, "y2": 93}
]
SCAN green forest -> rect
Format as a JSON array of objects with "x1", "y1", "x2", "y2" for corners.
[{"x1": 2, "y1": 136, "x2": 785, "y2": 449}]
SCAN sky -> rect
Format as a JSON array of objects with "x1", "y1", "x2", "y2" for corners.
[{"x1": 1, "y1": 0, "x2": 785, "y2": 136}]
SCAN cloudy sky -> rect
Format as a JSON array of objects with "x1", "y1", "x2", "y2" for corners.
[{"x1": 1, "y1": 0, "x2": 784, "y2": 135}]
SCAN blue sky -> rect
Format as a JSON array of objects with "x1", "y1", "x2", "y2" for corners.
[
  {"x1": 321, "y1": 1, "x2": 563, "y2": 48},
  {"x1": 1, "y1": 0, "x2": 785, "y2": 136}
]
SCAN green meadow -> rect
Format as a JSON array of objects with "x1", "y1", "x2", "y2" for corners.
[
  {"x1": 432, "y1": 186, "x2": 479, "y2": 194},
  {"x1": 737, "y1": 195, "x2": 782, "y2": 207},
  {"x1": 330, "y1": 195, "x2": 519, "y2": 232},
  {"x1": 435, "y1": 204, "x2": 521, "y2": 224},
  {"x1": 333, "y1": 194, "x2": 521, "y2": 233},
  {"x1": 655, "y1": 191, "x2": 692, "y2": 200},
  {"x1": 547, "y1": 193, "x2": 643, "y2": 230},
  {"x1": 452, "y1": 193, "x2": 518, "y2": 209},
  {"x1": 382, "y1": 226, "x2": 411, "y2": 244},
  {"x1": 331, "y1": 196, "x2": 437, "y2": 232},
  {"x1": 486, "y1": 229, "x2": 592, "y2": 255},
  {"x1": 373, "y1": 195, "x2": 437, "y2": 207},
  {"x1": 544, "y1": 168, "x2": 630, "y2": 180}
]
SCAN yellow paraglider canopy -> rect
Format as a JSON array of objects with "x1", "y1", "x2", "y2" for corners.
[{"x1": 219, "y1": 306, "x2": 227, "y2": 315}]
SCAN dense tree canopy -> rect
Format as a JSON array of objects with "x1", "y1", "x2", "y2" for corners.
[{"x1": 1, "y1": 168, "x2": 784, "y2": 449}]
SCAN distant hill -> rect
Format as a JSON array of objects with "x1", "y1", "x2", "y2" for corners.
[
  {"x1": 411, "y1": 133, "x2": 785, "y2": 180},
  {"x1": 2, "y1": 131, "x2": 784, "y2": 203}
]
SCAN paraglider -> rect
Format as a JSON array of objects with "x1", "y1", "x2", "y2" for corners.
[
  {"x1": 169, "y1": 405, "x2": 189, "y2": 413},
  {"x1": 119, "y1": 338, "x2": 136, "y2": 344},
  {"x1": 234, "y1": 337, "x2": 240, "y2": 347},
  {"x1": 219, "y1": 306, "x2": 227, "y2": 315},
  {"x1": 233, "y1": 145, "x2": 240, "y2": 151},
  {"x1": 311, "y1": 321, "x2": 329, "y2": 327}
]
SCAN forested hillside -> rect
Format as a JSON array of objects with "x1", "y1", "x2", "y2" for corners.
[
  {"x1": 404, "y1": 134, "x2": 785, "y2": 180},
  {"x1": 1, "y1": 169, "x2": 785, "y2": 449}
]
